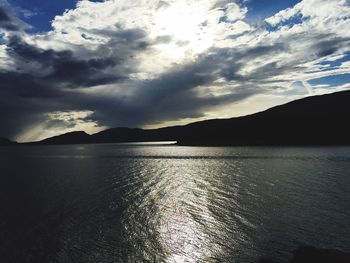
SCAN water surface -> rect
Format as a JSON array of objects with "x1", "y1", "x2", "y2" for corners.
[{"x1": 0, "y1": 144, "x2": 349, "y2": 262}]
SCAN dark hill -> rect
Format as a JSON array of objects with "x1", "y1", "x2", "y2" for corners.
[
  {"x1": 178, "y1": 90, "x2": 350, "y2": 145},
  {"x1": 31, "y1": 90, "x2": 350, "y2": 146},
  {"x1": 38, "y1": 131, "x2": 91, "y2": 145},
  {"x1": 90, "y1": 126, "x2": 184, "y2": 144}
]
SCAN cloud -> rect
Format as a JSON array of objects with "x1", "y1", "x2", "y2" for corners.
[
  {"x1": 0, "y1": 0, "x2": 29, "y2": 32},
  {"x1": 0, "y1": 6, "x2": 19, "y2": 31},
  {"x1": 0, "y1": 6, "x2": 10, "y2": 22},
  {"x1": 265, "y1": 0, "x2": 350, "y2": 27},
  {"x1": 0, "y1": 0, "x2": 349, "y2": 141}
]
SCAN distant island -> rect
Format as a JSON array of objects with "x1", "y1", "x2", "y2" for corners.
[{"x1": 2, "y1": 90, "x2": 350, "y2": 146}]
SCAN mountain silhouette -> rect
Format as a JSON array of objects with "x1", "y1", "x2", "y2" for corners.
[
  {"x1": 37, "y1": 131, "x2": 91, "y2": 145},
  {"x1": 30, "y1": 90, "x2": 350, "y2": 146},
  {"x1": 178, "y1": 89, "x2": 350, "y2": 145}
]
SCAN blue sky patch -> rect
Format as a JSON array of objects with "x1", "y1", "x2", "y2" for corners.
[
  {"x1": 318, "y1": 52, "x2": 350, "y2": 68},
  {"x1": 245, "y1": 0, "x2": 301, "y2": 24},
  {"x1": 309, "y1": 73, "x2": 350, "y2": 87},
  {"x1": 9, "y1": 0, "x2": 77, "y2": 32}
]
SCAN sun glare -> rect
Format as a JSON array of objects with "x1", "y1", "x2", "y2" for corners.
[{"x1": 153, "y1": 1, "x2": 214, "y2": 57}]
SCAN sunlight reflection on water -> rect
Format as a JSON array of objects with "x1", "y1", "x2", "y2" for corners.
[
  {"x1": 158, "y1": 169, "x2": 210, "y2": 263},
  {"x1": 120, "y1": 154, "x2": 262, "y2": 262},
  {"x1": 1, "y1": 145, "x2": 350, "y2": 263}
]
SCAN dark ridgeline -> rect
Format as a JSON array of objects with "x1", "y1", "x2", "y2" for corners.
[
  {"x1": 178, "y1": 89, "x2": 350, "y2": 146},
  {"x1": 36, "y1": 127, "x2": 184, "y2": 145},
  {"x1": 260, "y1": 246, "x2": 350, "y2": 263},
  {"x1": 24, "y1": 90, "x2": 350, "y2": 146},
  {"x1": 36, "y1": 131, "x2": 91, "y2": 145}
]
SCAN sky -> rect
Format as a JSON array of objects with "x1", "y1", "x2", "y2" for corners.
[{"x1": 0, "y1": 0, "x2": 350, "y2": 142}]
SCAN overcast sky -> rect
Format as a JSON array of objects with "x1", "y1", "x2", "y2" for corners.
[{"x1": 1, "y1": 0, "x2": 350, "y2": 142}]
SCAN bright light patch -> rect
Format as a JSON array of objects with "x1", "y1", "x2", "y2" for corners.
[
  {"x1": 153, "y1": 1, "x2": 214, "y2": 57},
  {"x1": 16, "y1": 111, "x2": 105, "y2": 142}
]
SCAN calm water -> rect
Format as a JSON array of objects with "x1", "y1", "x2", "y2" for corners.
[{"x1": 0, "y1": 144, "x2": 350, "y2": 262}]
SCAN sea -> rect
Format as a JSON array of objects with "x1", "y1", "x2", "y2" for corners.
[{"x1": 0, "y1": 143, "x2": 350, "y2": 263}]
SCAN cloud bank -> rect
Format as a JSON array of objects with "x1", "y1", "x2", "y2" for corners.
[{"x1": 0, "y1": 0, "x2": 350, "y2": 141}]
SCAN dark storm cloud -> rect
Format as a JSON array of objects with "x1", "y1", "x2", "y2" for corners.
[
  {"x1": 0, "y1": 34, "x2": 141, "y2": 138},
  {"x1": 80, "y1": 49, "x2": 262, "y2": 129},
  {"x1": 314, "y1": 37, "x2": 350, "y2": 58},
  {"x1": 0, "y1": 7, "x2": 10, "y2": 21},
  {"x1": 0, "y1": 4, "x2": 23, "y2": 31},
  {"x1": 0, "y1": 22, "x2": 159, "y2": 139},
  {"x1": 0, "y1": 84, "x2": 65, "y2": 138},
  {"x1": 0, "y1": 71, "x2": 58, "y2": 98},
  {"x1": 6, "y1": 37, "x2": 121, "y2": 87},
  {"x1": 64, "y1": 61, "x2": 220, "y2": 128},
  {"x1": 0, "y1": 8, "x2": 19, "y2": 31}
]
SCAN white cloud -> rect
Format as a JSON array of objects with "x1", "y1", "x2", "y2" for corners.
[
  {"x1": 29, "y1": 0, "x2": 251, "y2": 75},
  {"x1": 0, "y1": 44, "x2": 14, "y2": 70},
  {"x1": 225, "y1": 3, "x2": 247, "y2": 21},
  {"x1": 265, "y1": 0, "x2": 350, "y2": 27}
]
